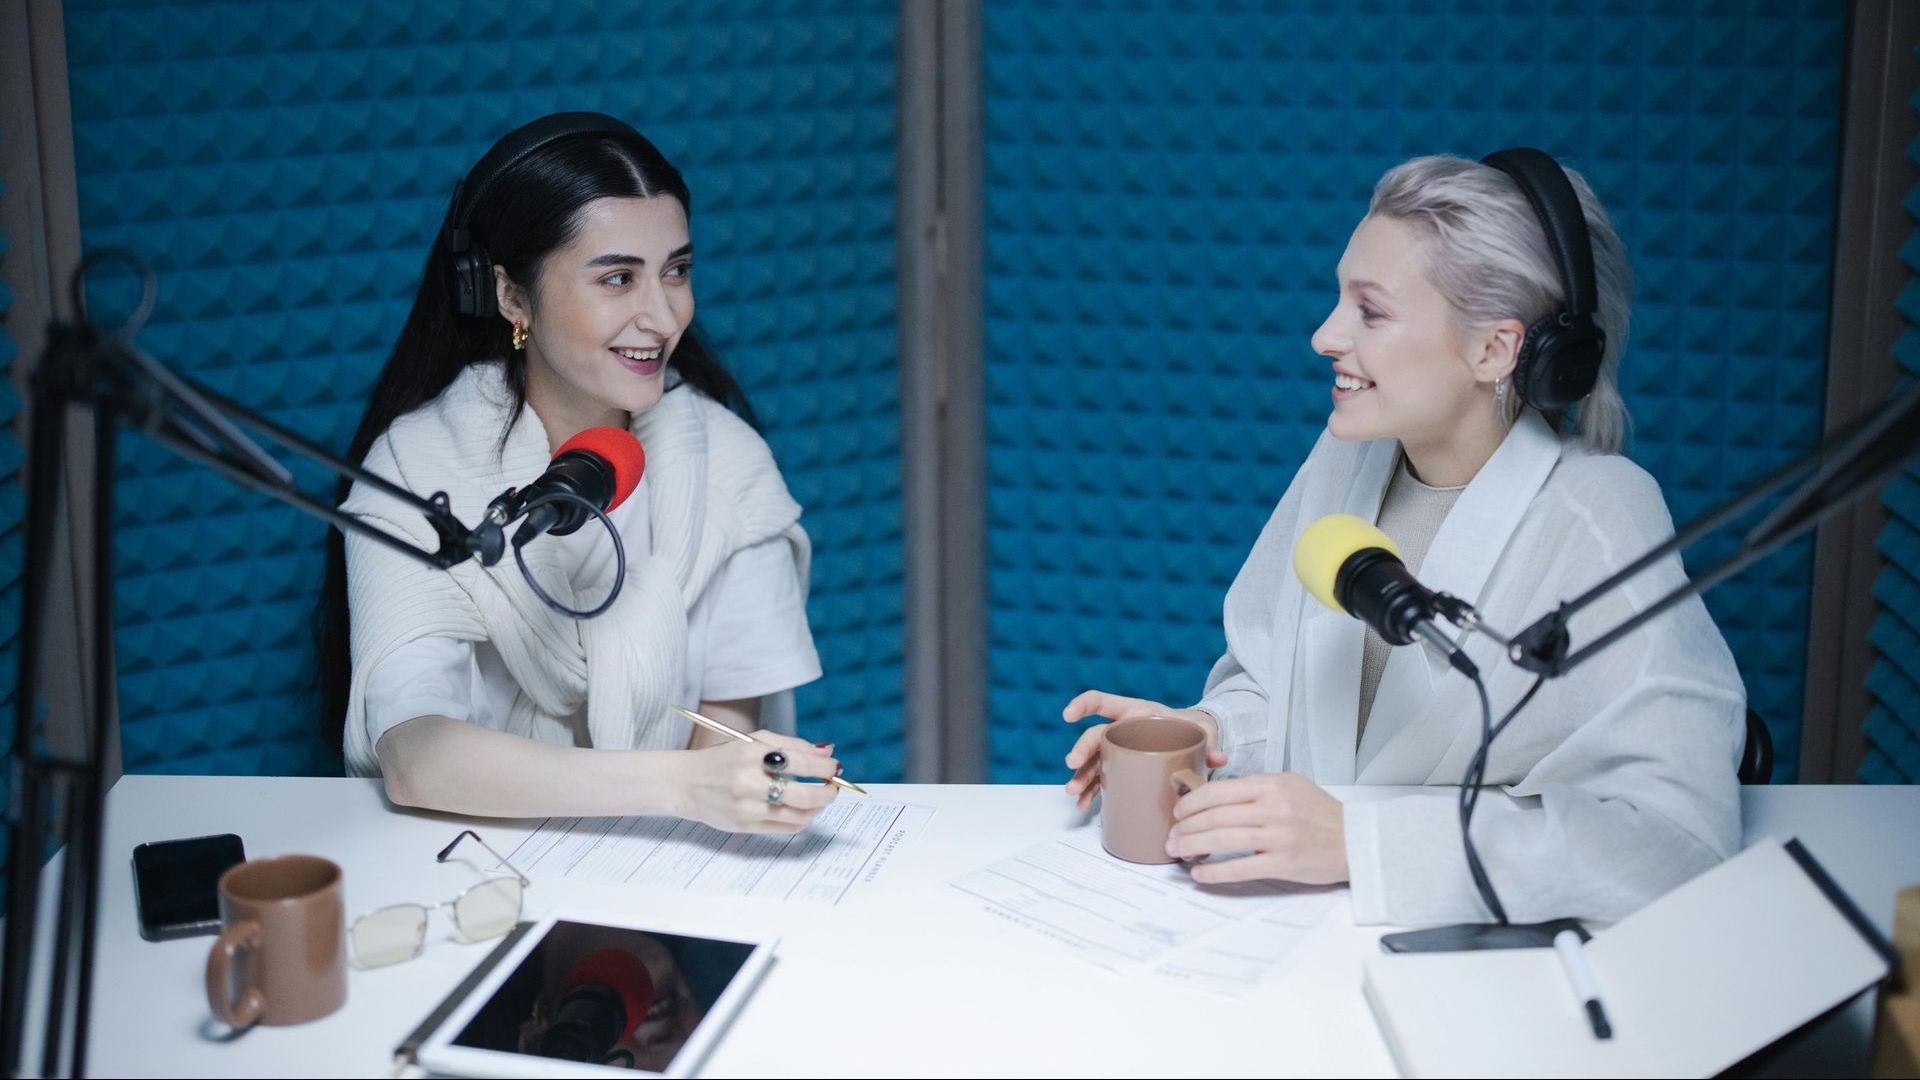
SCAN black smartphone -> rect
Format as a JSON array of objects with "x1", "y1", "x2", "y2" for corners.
[{"x1": 131, "y1": 833, "x2": 245, "y2": 942}]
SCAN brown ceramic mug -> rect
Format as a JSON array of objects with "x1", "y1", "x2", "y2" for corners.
[
  {"x1": 1099, "y1": 715, "x2": 1209, "y2": 864},
  {"x1": 205, "y1": 854, "x2": 347, "y2": 1028}
]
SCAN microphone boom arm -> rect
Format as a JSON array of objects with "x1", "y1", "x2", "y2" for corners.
[
  {"x1": 111, "y1": 334, "x2": 485, "y2": 571},
  {"x1": 2, "y1": 251, "x2": 489, "y2": 1077},
  {"x1": 1432, "y1": 380, "x2": 1920, "y2": 679}
]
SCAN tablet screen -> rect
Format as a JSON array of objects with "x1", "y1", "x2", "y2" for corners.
[{"x1": 450, "y1": 919, "x2": 757, "y2": 1072}]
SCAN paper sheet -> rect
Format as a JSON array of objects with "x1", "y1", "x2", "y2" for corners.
[
  {"x1": 508, "y1": 799, "x2": 933, "y2": 905},
  {"x1": 1149, "y1": 895, "x2": 1338, "y2": 997},
  {"x1": 951, "y1": 826, "x2": 1338, "y2": 991}
]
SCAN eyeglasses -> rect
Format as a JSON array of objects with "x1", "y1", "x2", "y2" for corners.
[{"x1": 349, "y1": 830, "x2": 531, "y2": 969}]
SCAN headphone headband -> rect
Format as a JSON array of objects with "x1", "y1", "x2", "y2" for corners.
[
  {"x1": 446, "y1": 111, "x2": 643, "y2": 255},
  {"x1": 1480, "y1": 148, "x2": 1598, "y2": 317},
  {"x1": 443, "y1": 112, "x2": 644, "y2": 317}
]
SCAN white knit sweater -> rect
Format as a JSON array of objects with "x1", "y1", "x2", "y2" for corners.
[{"x1": 339, "y1": 361, "x2": 809, "y2": 777}]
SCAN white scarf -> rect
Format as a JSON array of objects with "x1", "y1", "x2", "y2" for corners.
[{"x1": 339, "y1": 361, "x2": 807, "y2": 776}]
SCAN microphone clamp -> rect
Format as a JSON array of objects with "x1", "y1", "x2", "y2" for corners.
[{"x1": 467, "y1": 489, "x2": 521, "y2": 567}]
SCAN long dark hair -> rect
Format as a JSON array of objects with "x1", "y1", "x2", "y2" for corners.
[{"x1": 317, "y1": 119, "x2": 757, "y2": 761}]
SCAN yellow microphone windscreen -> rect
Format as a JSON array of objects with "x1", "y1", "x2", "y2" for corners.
[{"x1": 1292, "y1": 513, "x2": 1403, "y2": 614}]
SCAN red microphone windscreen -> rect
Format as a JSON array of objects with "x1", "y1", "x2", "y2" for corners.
[
  {"x1": 554, "y1": 427, "x2": 645, "y2": 512},
  {"x1": 564, "y1": 948, "x2": 655, "y2": 1044}
]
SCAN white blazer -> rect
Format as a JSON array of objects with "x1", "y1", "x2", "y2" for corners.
[{"x1": 1197, "y1": 411, "x2": 1747, "y2": 926}]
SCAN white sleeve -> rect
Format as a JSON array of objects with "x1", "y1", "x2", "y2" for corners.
[
  {"x1": 1193, "y1": 438, "x2": 1318, "y2": 777},
  {"x1": 362, "y1": 636, "x2": 478, "y2": 751},
  {"x1": 1194, "y1": 655, "x2": 1270, "y2": 777},
  {"x1": 1342, "y1": 675, "x2": 1744, "y2": 926},
  {"x1": 695, "y1": 536, "x2": 822, "y2": 702}
]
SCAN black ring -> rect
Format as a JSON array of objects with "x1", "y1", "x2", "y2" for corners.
[{"x1": 762, "y1": 750, "x2": 788, "y2": 772}]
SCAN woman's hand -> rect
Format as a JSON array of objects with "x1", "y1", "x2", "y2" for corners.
[
  {"x1": 1061, "y1": 690, "x2": 1227, "y2": 812},
  {"x1": 1165, "y1": 772, "x2": 1349, "y2": 886},
  {"x1": 673, "y1": 732, "x2": 838, "y2": 833}
]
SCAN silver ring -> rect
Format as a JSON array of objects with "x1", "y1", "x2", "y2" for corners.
[{"x1": 765, "y1": 775, "x2": 788, "y2": 804}]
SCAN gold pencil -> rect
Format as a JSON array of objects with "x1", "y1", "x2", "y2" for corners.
[{"x1": 672, "y1": 704, "x2": 869, "y2": 796}]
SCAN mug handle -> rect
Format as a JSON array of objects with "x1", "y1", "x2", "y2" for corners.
[
  {"x1": 1170, "y1": 768, "x2": 1205, "y2": 798},
  {"x1": 206, "y1": 919, "x2": 265, "y2": 1029}
]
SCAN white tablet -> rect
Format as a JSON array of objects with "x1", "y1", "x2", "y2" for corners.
[{"x1": 413, "y1": 909, "x2": 777, "y2": 1078}]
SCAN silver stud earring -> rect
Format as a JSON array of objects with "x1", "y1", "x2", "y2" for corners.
[{"x1": 1493, "y1": 377, "x2": 1511, "y2": 426}]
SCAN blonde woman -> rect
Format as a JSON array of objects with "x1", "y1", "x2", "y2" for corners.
[{"x1": 1064, "y1": 152, "x2": 1744, "y2": 927}]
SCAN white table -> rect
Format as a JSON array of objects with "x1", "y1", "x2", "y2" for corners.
[{"x1": 14, "y1": 777, "x2": 1920, "y2": 1077}]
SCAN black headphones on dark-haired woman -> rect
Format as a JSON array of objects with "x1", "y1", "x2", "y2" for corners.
[
  {"x1": 442, "y1": 111, "x2": 647, "y2": 318},
  {"x1": 1479, "y1": 147, "x2": 1607, "y2": 412}
]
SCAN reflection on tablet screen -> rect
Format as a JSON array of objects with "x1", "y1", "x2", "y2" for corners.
[{"x1": 452, "y1": 919, "x2": 755, "y2": 1072}]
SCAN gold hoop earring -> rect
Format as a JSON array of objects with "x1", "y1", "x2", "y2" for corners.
[{"x1": 511, "y1": 321, "x2": 529, "y2": 352}]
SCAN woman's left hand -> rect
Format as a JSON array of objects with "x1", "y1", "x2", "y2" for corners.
[{"x1": 1166, "y1": 772, "x2": 1350, "y2": 886}]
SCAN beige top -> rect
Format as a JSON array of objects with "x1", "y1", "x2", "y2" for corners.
[{"x1": 1358, "y1": 455, "x2": 1464, "y2": 741}]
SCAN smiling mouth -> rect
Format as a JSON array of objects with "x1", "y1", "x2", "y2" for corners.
[
  {"x1": 1334, "y1": 372, "x2": 1374, "y2": 392},
  {"x1": 611, "y1": 346, "x2": 665, "y2": 374}
]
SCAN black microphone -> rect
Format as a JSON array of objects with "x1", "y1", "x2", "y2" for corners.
[
  {"x1": 1292, "y1": 514, "x2": 1479, "y2": 678},
  {"x1": 471, "y1": 427, "x2": 646, "y2": 564}
]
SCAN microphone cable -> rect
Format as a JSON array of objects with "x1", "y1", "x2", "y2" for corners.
[
  {"x1": 1455, "y1": 670, "x2": 1549, "y2": 926},
  {"x1": 510, "y1": 489, "x2": 627, "y2": 619}
]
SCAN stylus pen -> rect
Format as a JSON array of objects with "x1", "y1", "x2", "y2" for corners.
[
  {"x1": 1552, "y1": 929, "x2": 1613, "y2": 1040},
  {"x1": 672, "y1": 704, "x2": 869, "y2": 795}
]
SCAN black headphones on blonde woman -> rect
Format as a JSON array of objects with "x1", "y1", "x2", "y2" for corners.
[
  {"x1": 1479, "y1": 148, "x2": 1607, "y2": 412},
  {"x1": 443, "y1": 112, "x2": 647, "y2": 318}
]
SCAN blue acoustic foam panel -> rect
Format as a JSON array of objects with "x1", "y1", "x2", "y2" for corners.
[
  {"x1": 61, "y1": 1, "x2": 903, "y2": 780},
  {"x1": 1861, "y1": 65, "x2": 1920, "y2": 785},
  {"x1": 983, "y1": 1, "x2": 1842, "y2": 782}
]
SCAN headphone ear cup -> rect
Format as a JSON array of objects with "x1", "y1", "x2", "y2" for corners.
[
  {"x1": 451, "y1": 245, "x2": 497, "y2": 318},
  {"x1": 1512, "y1": 313, "x2": 1606, "y2": 413},
  {"x1": 1510, "y1": 317, "x2": 1546, "y2": 408}
]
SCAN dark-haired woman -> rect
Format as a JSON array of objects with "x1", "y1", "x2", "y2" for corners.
[{"x1": 320, "y1": 114, "x2": 835, "y2": 832}]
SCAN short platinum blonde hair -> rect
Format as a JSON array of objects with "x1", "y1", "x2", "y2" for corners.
[{"x1": 1368, "y1": 154, "x2": 1632, "y2": 454}]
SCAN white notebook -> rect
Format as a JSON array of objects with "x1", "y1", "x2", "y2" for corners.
[{"x1": 1362, "y1": 837, "x2": 1895, "y2": 1078}]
